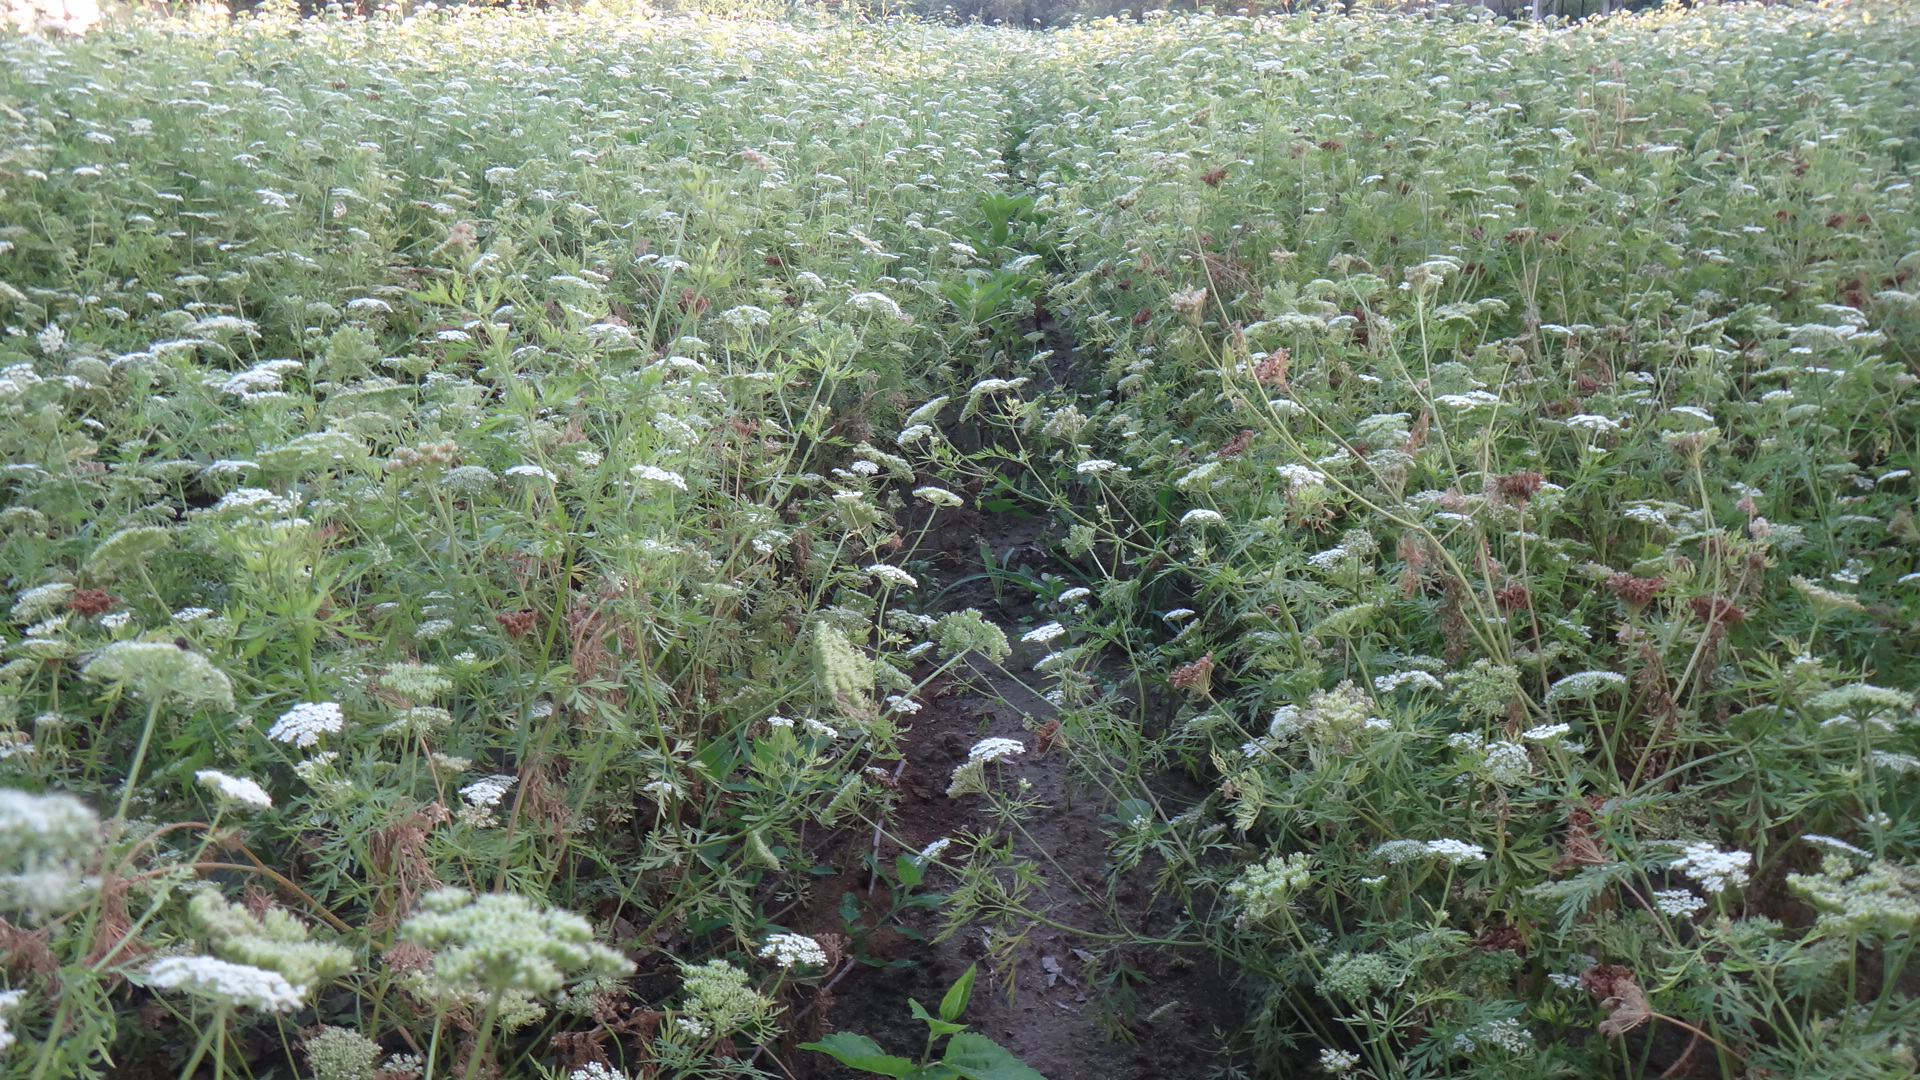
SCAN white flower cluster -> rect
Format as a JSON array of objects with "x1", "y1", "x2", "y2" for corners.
[
  {"x1": 146, "y1": 955, "x2": 306, "y2": 1012},
  {"x1": 1021, "y1": 622, "x2": 1066, "y2": 644},
  {"x1": 631, "y1": 464, "x2": 688, "y2": 491},
  {"x1": 459, "y1": 774, "x2": 518, "y2": 828},
  {"x1": 400, "y1": 888, "x2": 633, "y2": 995},
  {"x1": 1373, "y1": 670, "x2": 1443, "y2": 695},
  {"x1": 757, "y1": 932, "x2": 828, "y2": 970},
  {"x1": 1652, "y1": 889, "x2": 1706, "y2": 917},
  {"x1": 1669, "y1": 841, "x2": 1752, "y2": 893},
  {"x1": 1180, "y1": 508, "x2": 1224, "y2": 527},
  {"x1": 267, "y1": 701, "x2": 344, "y2": 748},
  {"x1": 966, "y1": 738, "x2": 1027, "y2": 764},
  {"x1": 866, "y1": 564, "x2": 918, "y2": 589},
  {"x1": 195, "y1": 770, "x2": 272, "y2": 811},
  {"x1": 946, "y1": 737, "x2": 1028, "y2": 798},
  {"x1": 0, "y1": 989, "x2": 23, "y2": 1053},
  {"x1": 916, "y1": 837, "x2": 953, "y2": 864},
  {"x1": 0, "y1": 789, "x2": 101, "y2": 922},
  {"x1": 1226, "y1": 852, "x2": 1313, "y2": 926},
  {"x1": 213, "y1": 488, "x2": 301, "y2": 516},
  {"x1": 1373, "y1": 838, "x2": 1487, "y2": 866},
  {"x1": 1452, "y1": 1017, "x2": 1533, "y2": 1056},
  {"x1": 1318, "y1": 1048, "x2": 1361, "y2": 1073}
]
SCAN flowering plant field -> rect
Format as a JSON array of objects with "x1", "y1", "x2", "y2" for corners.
[{"x1": 1, "y1": 0, "x2": 1917, "y2": 1077}]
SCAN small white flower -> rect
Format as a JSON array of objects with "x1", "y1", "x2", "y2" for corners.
[
  {"x1": 100, "y1": 612, "x2": 132, "y2": 630},
  {"x1": 1021, "y1": 622, "x2": 1066, "y2": 644},
  {"x1": 801, "y1": 718, "x2": 839, "y2": 739},
  {"x1": 145, "y1": 956, "x2": 305, "y2": 1012},
  {"x1": 1522, "y1": 722, "x2": 1570, "y2": 742},
  {"x1": 1565, "y1": 414, "x2": 1622, "y2": 435},
  {"x1": 1161, "y1": 608, "x2": 1197, "y2": 623},
  {"x1": 966, "y1": 737, "x2": 1027, "y2": 765},
  {"x1": 173, "y1": 607, "x2": 215, "y2": 623},
  {"x1": 766, "y1": 715, "x2": 795, "y2": 729},
  {"x1": 194, "y1": 770, "x2": 272, "y2": 811},
  {"x1": 1424, "y1": 838, "x2": 1487, "y2": 865},
  {"x1": 1075, "y1": 459, "x2": 1120, "y2": 474},
  {"x1": 757, "y1": 932, "x2": 828, "y2": 970},
  {"x1": 630, "y1": 464, "x2": 689, "y2": 491},
  {"x1": 1669, "y1": 841, "x2": 1752, "y2": 893},
  {"x1": 849, "y1": 460, "x2": 880, "y2": 476},
  {"x1": 1319, "y1": 1049, "x2": 1361, "y2": 1073},
  {"x1": 1652, "y1": 889, "x2": 1706, "y2": 917},
  {"x1": 268, "y1": 702, "x2": 344, "y2": 748},
  {"x1": 885, "y1": 695, "x2": 922, "y2": 715},
  {"x1": 866, "y1": 564, "x2": 919, "y2": 589},
  {"x1": 1180, "y1": 508, "x2": 1225, "y2": 527},
  {"x1": 916, "y1": 837, "x2": 953, "y2": 864},
  {"x1": 460, "y1": 774, "x2": 517, "y2": 809},
  {"x1": 503, "y1": 465, "x2": 557, "y2": 482},
  {"x1": 913, "y1": 486, "x2": 963, "y2": 507},
  {"x1": 1057, "y1": 587, "x2": 1092, "y2": 605}
]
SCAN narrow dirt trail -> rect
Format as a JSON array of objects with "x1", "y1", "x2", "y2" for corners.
[{"x1": 781, "y1": 512, "x2": 1241, "y2": 1080}]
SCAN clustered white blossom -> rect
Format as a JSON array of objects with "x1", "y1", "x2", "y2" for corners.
[
  {"x1": 1373, "y1": 838, "x2": 1487, "y2": 866},
  {"x1": 1318, "y1": 1048, "x2": 1361, "y2": 1073},
  {"x1": 267, "y1": 702, "x2": 344, "y2": 748},
  {"x1": 145, "y1": 955, "x2": 306, "y2": 1012},
  {"x1": 866, "y1": 564, "x2": 918, "y2": 589},
  {"x1": 195, "y1": 770, "x2": 273, "y2": 811},
  {"x1": 1652, "y1": 889, "x2": 1707, "y2": 917},
  {"x1": 0, "y1": 789, "x2": 101, "y2": 922},
  {"x1": 1669, "y1": 841, "x2": 1752, "y2": 893},
  {"x1": 757, "y1": 932, "x2": 828, "y2": 970},
  {"x1": 916, "y1": 837, "x2": 953, "y2": 864},
  {"x1": 631, "y1": 464, "x2": 689, "y2": 491},
  {"x1": 1373, "y1": 670, "x2": 1444, "y2": 694},
  {"x1": 1021, "y1": 622, "x2": 1066, "y2": 644},
  {"x1": 945, "y1": 737, "x2": 1028, "y2": 798},
  {"x1": 458, "y1": 774, "x2": 518, "y2": 828},
  {"x1": 0, "y1": 989, "x2": 24, "y2": 1053},
  {"x1": 1452, "y1": 1017, "x2": 1534, "y2": 1056}
]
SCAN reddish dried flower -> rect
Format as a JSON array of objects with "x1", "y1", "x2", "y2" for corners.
[
  {"x1": 1606, "y1": 573, "x2": 1666, "y2": 608},
  {"x1": 1470, "y1": 924, "x2": 1524, "y2": 952},
  {"x1": 1253, "y1": 348, "x2": 1290, "y2": 388},
  {"x1": 1131, "y1": 307, "x2": 1154, "y2": 326},
  {"x1": 496, "y1": 609, "x2": 539, "y2": 638},
  {"x1": 1496, "y1": 470, "x2": 1545, "y2": 504},
  {"x1": 677, "y1": 288, "x2": 710, "y2": 316},
  {"x1": 1169, "y1": 652, "x2": 1215, "y2": 695},
  {"x1": 1553, "y1": 802, "x2": 1608, "y2": 871},
  {"x1": 1687, "y1": 596, "x2": 1746, "y2": 626},
  {"x1": 1199, "y1": 166, "x2": 1228, "y2": 187},
  {"x1": 1218, "y1": 429, "x2": 1256, "y2": 458},
  {"x1": 1493, "y1": 584, "x2": 1533, "y2": 612},
  {"x1": 67, "y1": 589, "x2": 119, "y2": 617}
]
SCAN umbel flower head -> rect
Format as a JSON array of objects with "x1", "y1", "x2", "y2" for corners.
[
  {"x1": 399, "y1": 888, "x2": 633, "y2": 995},
  {"x1": 143, "y1": 955, "x2": 307, "y2": 1012},
  {"x1": 191, "y1": 891, "x2": 354, "y2": 987},
  {"x1": 0, "y1": 788, "x2": 102, "y2": 923},
  {"x1": 83, "y1": 641, "x2": 234, "y2": 709}
]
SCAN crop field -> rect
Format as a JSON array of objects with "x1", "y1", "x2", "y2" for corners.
[{"x1": 0, "y1": 1, "x2": 1918, "y2": 1078}]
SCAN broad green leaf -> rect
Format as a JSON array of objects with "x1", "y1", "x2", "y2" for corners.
[
  {"x1": 942, "y1": 1032, "x2": 1048, "y2": 1080},
  {"x1": 910, "y1": 998, "x2": 967, "y2": 1036},
  {"x1": 939, "y1": 963, "x2": 977, "y2": 1022},
  {"x1": 799, "y1": 1033, "x2": 916, "y2": 1077}
]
